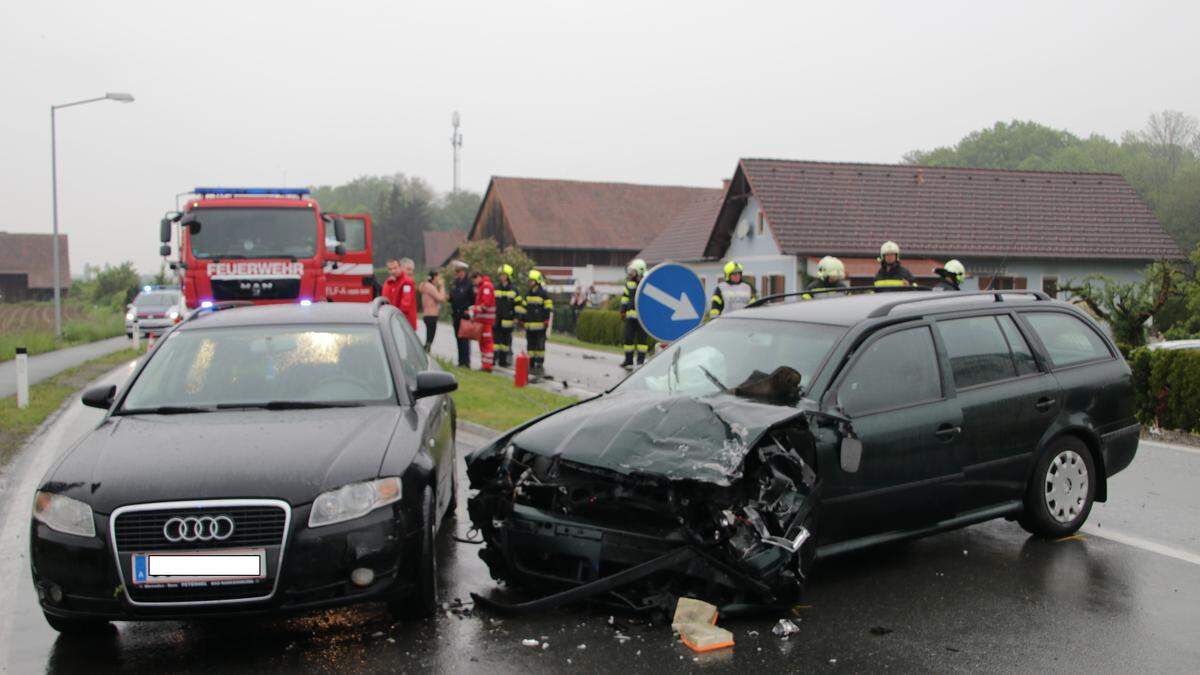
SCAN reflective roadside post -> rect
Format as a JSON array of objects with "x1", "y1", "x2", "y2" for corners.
[
  {"x1": 15, "y1": 347, "x2": 29, "y2": 409},
  {"x1": 132, "y1": 321, "x2": 140, "y2": 351}
]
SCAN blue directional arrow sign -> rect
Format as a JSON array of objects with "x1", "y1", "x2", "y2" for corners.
[{"x1": 635, "y1": 263, "x2": 706, "y2": 342}]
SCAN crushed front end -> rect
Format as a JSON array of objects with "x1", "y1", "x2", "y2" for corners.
[{"x1": 467, "y1": 392, "x2": 822, "y2": 613}]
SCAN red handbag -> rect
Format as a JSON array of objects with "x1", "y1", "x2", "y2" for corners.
[{"x1": 457, "y1": 320, "x2": 483, "y2": 341}]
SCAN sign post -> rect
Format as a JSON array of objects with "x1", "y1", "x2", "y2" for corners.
[
  {"x1": 634, "y1": 263, "x2": 706, "y2": 343},
  {"x1": 15, "y1": 347, "x2": 29, "y2": 409}
]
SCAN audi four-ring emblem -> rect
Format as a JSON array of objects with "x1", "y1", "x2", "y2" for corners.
[{"x1": 162, "y1": 515, "x2": 235, "y2": 542}]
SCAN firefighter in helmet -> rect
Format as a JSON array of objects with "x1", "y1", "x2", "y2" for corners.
[
  {"x1": 620, "y1": 258, "x2": 649, "y2": 370},
  {"x1": 709, "y1": 261, "x2": 756, "y2": 318},
  {"x1": 933, "y1": 259, "x2": 966, "y2": 291},
  {"x1": 522, "y1": 269, "x2": 553, "y2": 380},
  {"x1": 873, "y1": 241, "x2": 914, "y2": 287},
  {"x1": 803, "y1": 256, "x2": 850, "y2": 299},
  {"x1": 493, "y1": 263, "x2": 521, "y2": 367}
]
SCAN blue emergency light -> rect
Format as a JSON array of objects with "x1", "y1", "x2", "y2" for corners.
[{"x1": 192, "y1": 187, "x2": 311, "y2": 197}]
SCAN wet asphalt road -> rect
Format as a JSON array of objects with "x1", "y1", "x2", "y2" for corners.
[{"x1": 2, "y1": 366, "x2": 1199, "y2": 673}]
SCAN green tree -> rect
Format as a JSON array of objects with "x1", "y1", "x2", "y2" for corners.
[
  {"x1": 446, "y1": 239, "x2": 536, "y2": 287},
  {"x1": 430, "y1": 190, "x2": 482, "y2": 232},
  {"x1": 1059, "y1": 263, "x2": 1182, "y2": 349},
  {"x1": 90, "y1": 262, "x2": 142, "y2": 308}
]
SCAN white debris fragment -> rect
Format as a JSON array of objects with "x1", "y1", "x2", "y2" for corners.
[
  {"x1": 608, "y1": 615, "x2": 615, "y2": 625},
  {"x1": 829, "y1": 658, "x2": 838, "y2": 664},
  {"x1": 371, "y1": 631, "x2": 385, "y2": 638},
  {"x1": 963, "y1": 549, "x2": 969, "y2": 556},
  {"x1": 522, "y1": 639, "x2": 540, "y2": 648},
  {"x1": 542, "y1": 642, "x2": 550, "y2": 650},
  {"x1": 577, "y1": 644, "x2": 587, "y2": 650},
  {"x1": 772, "y1": 619, "x2": 800, "y2": 638},
  {"x1": 748, "y1": 630, "x2": 759, "y2": 636}
]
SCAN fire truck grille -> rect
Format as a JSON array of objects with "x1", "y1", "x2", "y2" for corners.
[{"x1": 211, "y1": 278, "x2": 300, "y2": 301}]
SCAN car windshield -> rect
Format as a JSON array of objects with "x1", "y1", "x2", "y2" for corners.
[
  {"x1": 188, "y1": 207, "x2": 318, "y2": 260},
  {"x1": 120, "y1": 324, "x2": 394, "y2": 411},
  {"x1": 616, "y1": 319, "x2": 844, "y2": 405},
  {"x1": 133, "y1": 292, "x2": 178, "y2": 308}
]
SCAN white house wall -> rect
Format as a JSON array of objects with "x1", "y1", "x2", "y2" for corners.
[{"x1": 724, "y1": 196, "x2": 800, "y2": 295}]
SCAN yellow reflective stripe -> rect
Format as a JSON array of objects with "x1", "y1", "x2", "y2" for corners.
[
  {"x1": 528, "y1": 350, "x2": 545, "y2": 356},
  {"x1": 525, "y1": 322, "x2": 545, "y2": 329},
  {"x1": 500, "y1": 320, "x2": 515, "y2": 327},
  {"x1": 626, "y1": 310, "x2": 638, "y2": 318},
  {"x1": 709, "y1": 307, "x2": 720, "y2": 317},
  {"x1": 543, "y1": 299, "x2": 553, "y2": 308},
  {"x1": 636, "y1": 345, "x2": 649, "y2": 352},
  {"x1": 801, "y1": 293, "x2": 813, "y2": 300},
  {"x1": 494, "y1": 344, "x2": 510, "y2": 352},
  {"x1": 514, "y1": 306, "x2": 527, "y2": 314},
  {"x1": 874, "y1": 279, "x2": 908, "y2": 287},
  {"x1": 711, "y1": 294, "x2": 724, "y2": 306},
  {"x1": 623, "y1": 344, "x2": 636, "y2": 350}
]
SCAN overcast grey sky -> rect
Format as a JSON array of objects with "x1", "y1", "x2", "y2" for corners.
[{"x1": 2, "y1": 0, "x2": 1196, "y2": 274}]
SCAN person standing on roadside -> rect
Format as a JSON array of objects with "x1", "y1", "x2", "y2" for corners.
[
  {"x1": 448, "y1": 260, "x2": 474, "y2": 368},
  {"x1": 522, "y1": 269, "x2": 553, "y2": 380},
  {"x1": 418, "y1": 269, "x2": 447, "y2": 352},
  {"x1": 873, "y1": 241, "x2": 914, "y2": 287},
  {"x1": 469, "y1": 271, "x2": 497, "y2": 372},
  {"x1": 383, "y1": 258, "x2": 418, "y2": 329},
  {"x1": 493, "y1": 264, "x2": 520, "y2": 367}
]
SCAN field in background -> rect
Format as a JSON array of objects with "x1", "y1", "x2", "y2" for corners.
[{"x1": 0, "y1": 302, "x2": 126, "y2": 361}]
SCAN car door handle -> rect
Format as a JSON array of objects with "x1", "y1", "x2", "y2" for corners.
[
  {"x1": 934, "y1": 424, "x2": 961, "y2": 441},
  {"x1": 1035, "y1": 397, "x2": 1056, "y2": 413}
]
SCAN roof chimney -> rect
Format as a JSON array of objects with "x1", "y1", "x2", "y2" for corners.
[
  {"x1": 915, "y1": 169, "x2": 925, "y2": 186},
  {"x1": 721, "y1": 179, "x2": 731, "y2": 193}
]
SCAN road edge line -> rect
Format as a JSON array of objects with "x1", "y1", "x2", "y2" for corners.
[{"x1": 1081, "y1": 525, "x2": 1200, "y2": 567}]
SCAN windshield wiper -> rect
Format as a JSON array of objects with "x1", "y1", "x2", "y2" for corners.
[
  {"x1": 216, "y1": 401, "x2": 365, "y2": 410},
  {"x1": 696, "y1": 365, "x2": 731, "y2": 394},
  {"x1": 116, "y1": 405, "x2": 214, "y2": 415}
]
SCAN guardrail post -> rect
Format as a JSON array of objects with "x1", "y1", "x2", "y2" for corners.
[{"x1": 15, "y1": 346, "x2": 29, "y2": 409}]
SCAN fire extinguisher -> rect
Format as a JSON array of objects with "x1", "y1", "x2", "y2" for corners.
[{"x1": 514, "y1": 352, "x2": 529, "y2": 388}]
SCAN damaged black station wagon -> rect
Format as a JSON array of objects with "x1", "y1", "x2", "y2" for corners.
[{"x1": 467, "y1": 290, "x2": 1140, "y2": 612}]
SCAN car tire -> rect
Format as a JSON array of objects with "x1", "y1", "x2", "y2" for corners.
[
  {"x1": 390, "y1": 485, "x2": 438, "y2": 620},
  {"x1": 1019, "y1": 436, "x2": 1096, "y2": 538},
  {"x1": 42, "y1": 611, "x2": 111, "y2": 636}
]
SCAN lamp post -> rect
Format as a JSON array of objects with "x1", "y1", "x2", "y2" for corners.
[{"x1": 50, "y1": 92, "x2": 134, "y2": 338}]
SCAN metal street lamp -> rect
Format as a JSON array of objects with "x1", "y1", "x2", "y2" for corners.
[{"x1": 50, "y1": 92, "x2": 135, "y2": 337}]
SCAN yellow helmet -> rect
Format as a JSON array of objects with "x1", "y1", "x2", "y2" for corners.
[
  {"x1": 879, "y1": 241, "x2": 900, "y2": 260},
  {"x1": 628, "y1": 258, "x2": 647, "y2": 275},
  {"x1": 528, "y1": 269, "x2": 543, "y2": 284},
  {"x1": 943, "y1": 259, "x2": 966, "y2": 281},
  {"x1": 817, "y1": 256, "x2": 845, "y2": 281},
  {"x1": 723, "y1": 260, "x2": 744, "y2": 278},
  {"x1": 498, "y1": 263, "x2": 514, "y2": 277}
]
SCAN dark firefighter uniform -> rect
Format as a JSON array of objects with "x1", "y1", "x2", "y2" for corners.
[
  {"x1": 520, "y1": 270, "x2": 553, "y2": 377},
  {"x1": 493, "y1": 266, "x2": 521, "y2": 368},
  {"x1": 873, "y1": 240, "x2": 914, "y2": 288},
  {"x1": 620, "y1": 272, "x2": 649, "y2": 368}
]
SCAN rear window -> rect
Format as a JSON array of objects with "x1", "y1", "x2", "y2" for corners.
[
  {"x1": 1024, "y1": 312, "x2": 1112, "y2": 367},
  {"x1": 133, "y1": 292, "x2": 179, "y2": 308}
]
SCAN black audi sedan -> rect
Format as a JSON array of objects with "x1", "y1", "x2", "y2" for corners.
[
  {"x1": 467, "y1": 290, "x2": 1141, "y2": 612},
  {"x1": 30, "y1": 300, "x2": 457, "y2": 634}
]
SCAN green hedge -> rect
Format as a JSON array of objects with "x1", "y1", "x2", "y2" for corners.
[
  {"x1": 1129, "y1": 347, "x2": 1200, "y2": 432},
  {"x1": 574, "y1": 309, "x2": 657, "y2": 348}
]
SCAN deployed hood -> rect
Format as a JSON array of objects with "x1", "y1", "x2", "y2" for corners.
[
  {"x1": 45, "y1": 407, "x2": 403, "y2": 513},
  {"x1": 502, "y1": 391, "x2": 804, "y2": 485}
]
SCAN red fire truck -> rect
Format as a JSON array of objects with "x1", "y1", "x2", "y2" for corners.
[{"x1": 159, "y1": 187, "x2": 377, "y2": 310}]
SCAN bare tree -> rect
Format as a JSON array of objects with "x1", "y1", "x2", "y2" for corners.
[{"x1": 1140, "y1": 110, "x2": 1199, "y2": 177}]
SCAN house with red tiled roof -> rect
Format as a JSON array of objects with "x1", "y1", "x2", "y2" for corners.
[
  {"x1": 422, "y1": 230, "x2": 466, "y2": 270},
  {"x1": 639, "y1": 158, "x2": 1183, "y2": 300},
  {"x1": 466, "y1": 176, "x2": 721, "y2": 292},
  {"x1": 0, "y1": 232, "x2": 70, "y2": 302}
]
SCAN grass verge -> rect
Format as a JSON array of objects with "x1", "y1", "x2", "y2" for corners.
[
  {"x1": 547, "y1": 333, "x2": 627, "y2": 355},
  {"x1": 0, "y1": 348, "x2": 141, "y2": 466},
  {"x1": 0, "y1": 305, "x2": 126, "y2": 362},
  {"x1": 436, "y1": 357, "x2": 576, "y2": 431}
]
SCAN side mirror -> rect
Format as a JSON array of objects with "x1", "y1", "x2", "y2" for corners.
[
  {"x1": 412, "y1": 370, "x2": 457, "y2": 400},
  {"x1": 159, "y1": 218, "x2": 172, "y2": 243},
  {"x1": 840, "y1": 435, "x2": 863, "y2": 473},
  {"x1": 159, "y1": 244, "x2": 171, "y2": 257},
  {"x1": 81, "y1": 384, "x2": 117, "y2": 410},
  {"x1": 334, "y1": 218, "x2": 346, "y2": 243}
]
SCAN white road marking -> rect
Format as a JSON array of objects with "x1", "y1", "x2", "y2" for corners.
[
  {"x1": 1081, "y1": 525, "x2": 1200, "y2": 567},
  {"x1": 1139, "y1": 439, "x2": 1200, "y2": 458}
]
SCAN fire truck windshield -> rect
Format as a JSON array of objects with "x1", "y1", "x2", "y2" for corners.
[{"x1": 188, "y1": 207, "x2": 318, "y2": 260}]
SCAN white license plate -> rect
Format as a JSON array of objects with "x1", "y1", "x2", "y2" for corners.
[{"x1": 132, "y1": 549, "x2": 266, "y2": 585}]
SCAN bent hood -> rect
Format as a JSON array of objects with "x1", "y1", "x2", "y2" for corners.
[
  {"x1": 45, "y1": 407, "x2": 402, "y2": 513},
  {"x1": 503, "y1": 391, "x2": 804, "y2": 485}
]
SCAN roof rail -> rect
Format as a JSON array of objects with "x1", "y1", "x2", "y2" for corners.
[
  {"x1": 182, "y1": 300, "x2": 255, "y2": 325},
  {"x1": 866, "y1": 290, "x2": 1051, "y2": 318},
  {"x1": 370, "y1": 296, "x2": 391, "y2": 317},
  {"x1": 747, "y1": 285, "x2": 928, "y2": 309}
]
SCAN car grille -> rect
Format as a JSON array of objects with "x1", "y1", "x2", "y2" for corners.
[
  {"x1": 113, "y1": 506, "x2": 287, "y2": 552},
  {"x1": 210, "y1": 277, "x2": 300, "y2": 300}
]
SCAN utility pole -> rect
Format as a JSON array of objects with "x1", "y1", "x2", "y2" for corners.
[{"x1": 451, "y1": 111, "x2": 463, "y2": 193}]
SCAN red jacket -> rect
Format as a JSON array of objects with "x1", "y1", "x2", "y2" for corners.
[
  {"x1": 471, "y1": 275, "x2": 496, "y2": 326},
  {"x1": 383, "y1": 272, "x2": 418, "y2": 329}
]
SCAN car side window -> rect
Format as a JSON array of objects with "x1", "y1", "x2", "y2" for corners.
[
  {"x1": 1024, "y1": 312, "x2": 1112, "y2": 368},
  {"x1": 996, "y1": 315, "x2": 1039, "y2": 376},
  {"x1": 389, "y1": 317, "x2": 418, "y2": 384},
  {"x1": 936, "y1": 316, "x2": 1018, "y2": 389},
  {"x1": 838, "y1": 326, "x2": 941, "y2": 416}
]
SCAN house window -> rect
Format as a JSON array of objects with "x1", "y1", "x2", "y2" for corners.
[
  {"x1": 756, "y1": 211, "x2": 765, "y2": 236},
  {"x1": 743, "y1": 275, "x2": 758, "y2": 294},
  {"x1": 980, "y1": 276, "x2": 1027, "y2": 291},
  {"x1": 763, "y1": 275, "x2": 785, "y2": 296},
  {"x1": 1042, "y1": 276, "x2": 1058, "y2": 298}
]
